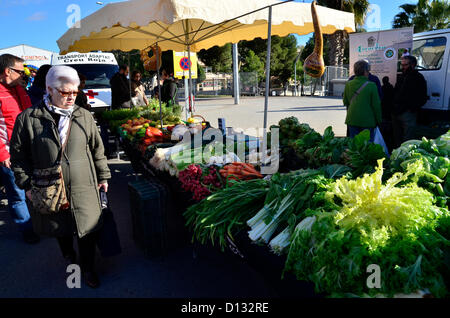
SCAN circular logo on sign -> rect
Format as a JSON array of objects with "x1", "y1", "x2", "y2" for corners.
[
  {"x1": 384, "y1": 48, "x2": 396, "y2": 60},
  {"x1": 180, "y1": 57, "x2": 191, "y2": 70}
]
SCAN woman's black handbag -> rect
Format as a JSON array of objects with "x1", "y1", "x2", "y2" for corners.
[{"x1": 96, "y1": 189, "x2": 122, "y2": 257}]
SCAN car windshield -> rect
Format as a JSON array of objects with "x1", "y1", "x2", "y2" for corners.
[{"x1": 67, "y1": 64, "x2": 119, "y2": 89}]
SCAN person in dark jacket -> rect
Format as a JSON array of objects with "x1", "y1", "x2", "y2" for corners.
[
  {"x1": 379, "y1": 76, "x2": 396, "y2": 152},
  {"x1": 391, "y1": 55, "x2": 427, "y2": 148},
  {"x1": 27, "y1": 64, "x2": 51, "y2": 106},
  {"x1": 10, "y1": 65, "x2": 111, "y2": 288},
  {"x1": 160, "y1": 69, "x2": 177, "y2": 106},
  {"x1": 381, "y1": 76, "x2": 395, "y2": 121},
  {"x1": 110, "y1": 64, "x2": 131, "y2": 109},
  {"x1": 75, "y1": 73, "x2": 91, "y2": 110}
]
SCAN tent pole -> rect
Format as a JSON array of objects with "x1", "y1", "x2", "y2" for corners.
[
  {"x1": 263, "y1": 6, "x2": 272, "y2": 130},
  {"x1": 233, "y1": 43, "x2": 240, "y2": 105},
  {"x1": 184, "y1": 76, "x2": 189, "y2": 121},
  {"x1": 156, "y1": 43, "x2": 163, "y2": 128},
  {"x1": 128, "y1": 52, "x2": 133, "y2": 107},
  {"x1": 187, "y1": 44, "x2": 194, "y2": 117}
]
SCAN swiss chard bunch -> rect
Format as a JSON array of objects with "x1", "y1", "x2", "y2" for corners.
[
  {"x1": 276, "y1": 117, "x2": 316, "y2": 149},
  {"x1": 341, "y1": 130, "x2": 386, "y2": 178},
  {"x1": 303, "y1": 127, "x2": 351, "y2": 167},
  {"x1": 293, "y1": 129, "x2": 322, "y2": 160}
]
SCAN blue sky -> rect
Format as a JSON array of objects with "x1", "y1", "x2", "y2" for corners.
[{"x1": 0, "y1": 0, "x2": 417, "y2": 53}]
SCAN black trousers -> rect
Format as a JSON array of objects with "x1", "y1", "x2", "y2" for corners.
[{"x1": 57, "y1": 231, "x2": 97, "y2": 272}]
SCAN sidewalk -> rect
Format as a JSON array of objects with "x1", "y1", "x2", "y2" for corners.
[
  {"x1": 179, "y1": 96, "x2": 347, "y2": 136},
  {"x1": 0, "y1": 160, "x2": 273, "y2": 298}
]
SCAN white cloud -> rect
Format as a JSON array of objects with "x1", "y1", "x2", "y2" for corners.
[{"x1": 26, "y1": 11, "x2": 47, "y2": 21}]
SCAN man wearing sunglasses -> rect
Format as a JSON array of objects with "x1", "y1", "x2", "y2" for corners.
[{"x1": 0, "y1": 54, "x2": 39, "y2": 244}]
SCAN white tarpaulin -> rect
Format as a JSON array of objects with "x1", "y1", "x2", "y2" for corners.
[
  {"x1": 57, "y1": 0, "x2": 355, "y2": 54},
  {"x1": 0, "y1": 44, "x2": 56, "y2": 68}
]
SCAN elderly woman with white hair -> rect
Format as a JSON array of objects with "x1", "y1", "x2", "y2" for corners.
[{"x1": 9, "y1": 65, "x2": 111, "y2": 288}]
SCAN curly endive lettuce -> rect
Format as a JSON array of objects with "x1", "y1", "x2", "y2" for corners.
[
  {"x1": 329, "y1": 159, "x2": 443, "y2": 252},
  {"x1": 284, "y1": 159, "x2": 450, "y2": 297}
]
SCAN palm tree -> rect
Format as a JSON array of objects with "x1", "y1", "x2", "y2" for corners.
[
  {"x1": 318, "y1": 0, "x2": 370, "y2": 66},
  {"x1": 393, "y1": 0, "x2": 450, "y2": 33},
  {"x1": 392, "y1": 4, "x2": 417, "y2": 29}
]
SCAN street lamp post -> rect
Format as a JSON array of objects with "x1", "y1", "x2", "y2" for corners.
[{"x1": 294, "y1": 53, "x2": 301, "y2": 97}]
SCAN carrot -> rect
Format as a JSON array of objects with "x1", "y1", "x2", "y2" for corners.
[
  {"x1": 231, "y1": 162, "x2": 243, "y2": 167},
  {"x1": 219, "y1": 169, "x2": 227, "y2": 174},
  {"x1": 241, "y1": 170, "x2": 262, "y2": 177},
  {"x1": 243, "y1": 163, "x2": 255, "y2": 170},
  {"x1": 242, "y1": 166, "x2": 257, "y2": 174},
  {"x1": 226, "y1": 167, "x2": 240, "y2": 174}
]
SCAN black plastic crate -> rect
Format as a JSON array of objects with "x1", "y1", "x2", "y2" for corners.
[
  {"x1": 128, "y1": 179, "x2": 168, "y2": 257},
  {"x1": 128, "y1": 178, "x2": 189, "y2": 258}
]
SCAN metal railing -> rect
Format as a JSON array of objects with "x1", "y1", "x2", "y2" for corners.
[{"x1": 303, "y1": 66, "x2": 349, "y2": 96}]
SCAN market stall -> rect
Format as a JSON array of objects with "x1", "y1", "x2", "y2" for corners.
[
  {"x1": 56, "y1": 0, "x2": 449, "y2": 298},
  {"x1": 98, "y1": 102, "x2": 450, "y2": 298}
]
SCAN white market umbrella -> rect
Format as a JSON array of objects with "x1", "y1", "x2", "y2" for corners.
[{"x1": 57, "y1": 0, "x2": 355, "y2": 127}]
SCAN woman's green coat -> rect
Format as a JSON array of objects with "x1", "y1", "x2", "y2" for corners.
[{"x1": 10, "y1": 102, "x2": 111, "y2": 238}]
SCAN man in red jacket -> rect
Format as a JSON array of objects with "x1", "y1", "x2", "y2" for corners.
[{"x1": 0, "y1": 54, "x2": 39, "y2": 244}]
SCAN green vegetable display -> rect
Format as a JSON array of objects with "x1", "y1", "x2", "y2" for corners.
[
  {"x1": 247, "y1": 170, "x2": 333, "y2": 245},
  {"x1": 283, "y1": 159, "x2": 450, "y2": 297},
  {"x1": 97, "y1": 98, "x2": 183, "y2": 132},
  {"x1": 183, "y1": 179, "x2": 270, "y2": 250},
  {"x1": 388, "y1": 130, "x2": 450, "y2": 207},
  {"x1": 289, "y1": 124, "x2": 386, "y2": 178}
]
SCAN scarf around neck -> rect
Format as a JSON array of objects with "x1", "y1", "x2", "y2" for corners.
[{"x1": 44, "y1": 94, "x2": 74, "y2": 145}]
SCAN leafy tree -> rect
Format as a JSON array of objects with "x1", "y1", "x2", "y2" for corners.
[
  {"x1": 318, "y1": 0, "x2": 370, "y2": 66},
  {"x1": 197, "y1": 63, "x2": 206, "y2": 84},
  {"x1": 393, "y1": 0, "x2": 449, "y2": 33},
  {"x1": 240, "y1": 49, "x2": 265, "y2": 81},
  {"x1": 197, "y1": 43, "x2": 232, "y2": 73},
  {"x1": 239, "y1": 35, "x2": 298, "y2": 84}
]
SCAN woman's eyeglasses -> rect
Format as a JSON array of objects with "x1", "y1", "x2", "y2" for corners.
[{"x1": 56, "y1": 89, "x2": 79, "y2": 97}]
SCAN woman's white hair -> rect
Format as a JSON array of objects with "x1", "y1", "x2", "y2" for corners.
[{"x1": 45, "y1": 65, "x2": 80, "y2": 94}]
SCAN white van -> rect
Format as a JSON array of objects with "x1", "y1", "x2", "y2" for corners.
[
  {"x1": 412, "y1": 28, "x2": 450, "y2": 122},
  {"x1": 52, "y1": 52, "x2": 119, "y2": 112}
]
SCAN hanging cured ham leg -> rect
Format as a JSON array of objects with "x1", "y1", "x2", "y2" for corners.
[{"x1": 304, "y1": 1, "x2": 325, "y2": 78}]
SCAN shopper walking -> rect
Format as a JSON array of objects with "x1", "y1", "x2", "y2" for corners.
[
  {"x1": 0, "y1": 54, "x2": 39, "y2": 244},
  {"x1": 10, "y1": 65, "x2": 111, "y2": 288},
  {"x1": 343, "y1": 60, "x2": 382, "y2": 142}
]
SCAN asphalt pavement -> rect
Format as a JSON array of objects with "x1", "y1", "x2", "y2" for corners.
[
  {"x1": 181, "y1": 96, "x2": 347, "y2": 137},
  {"x1": 0, "y1": 159, "x2": 274, "y2": 298}
]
